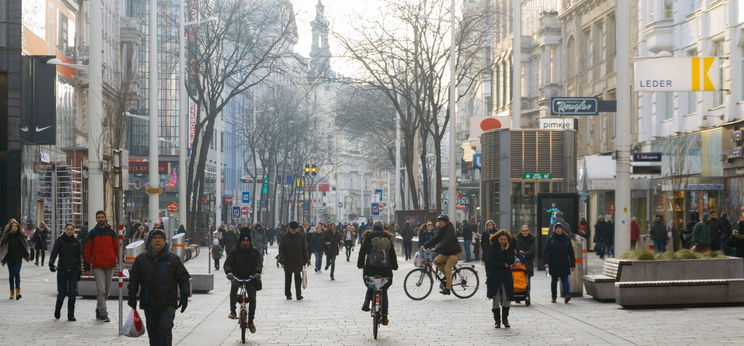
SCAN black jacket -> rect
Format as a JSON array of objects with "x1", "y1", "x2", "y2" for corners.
[
  {"x1": 323, "y1": 229, "x2": 342, "y2": 257},
  {"x1": 462, "y1": 224, "x2": 475, "y2": 241},
  {"x1": 357, "y1": 231, "x2": 398, "y2": 280},
  {"x1": 650, "y1": 221, "x2": 668, "y2": 241},
  {"x1": 544, "y1": 233, "x2": 575, "y2": 277},
  {"x1": 49, "y1": 233, "x2": 82, "y2": 271},
  {"x1": 128, "y1": 246, "x2": 191, "y2": 310},
  {"x1": 485, "y1": 236, "x2": 515, "y2": 299},
  {"x1": 424, "y1": 222, "x2": 462, "y2": 256},
  {"x1": 513, "y1": 232, "x2": 536, "y2": 276},
  {"x1": 308, "y1": 231, "x2": 325, "y2": 253},
  {"x1": 279, "y1": 231, "x2": 309, "y2": 272},
  {"x1": 401, "y1": 226, "x2": 414, "y2": 241},
  {"x1": 32, "y1": 228, "x2": 50, "y2": 250},
  {"x1": 224, "y1": 245, "x2": 262, "y2": 290}
]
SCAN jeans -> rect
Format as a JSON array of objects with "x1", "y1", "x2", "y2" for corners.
[
  {"x1": 344, "y1": 241, "x2": 354, "y2": 261},
  {"x1": 56, "y1": 269, "x2": 79, "y2": 317},
  {"x1": 325, "y1": 255, "x2": 336, "y2": 277},
  {"x1": 7, "y1": 260, "x2": 22, "y2": 289},
  {"x1": 365, "y1": 286, "x2": 389, "y2": 314},
  {"x1": 653, "y1": 239, "x2": 667, "y2": 253},
  {"x1": 230, "y1": 280, "x2": 257, "y2": 321},
  {"x1": 550, "y1": 274, "x2": 570, "y2": 300},
  {"x1": 213, "y1": 257, "x2": 220, "y2": 270},
  {"x1": 35, "y1": 249, "x2": 45, "y2": 266},
  {"x1": 256, "y1": 247, "x2": 265, "y2": 262},
  {"x1": 93, "y1": 267, "x2": 113, "y2": 318},
  {"x1": 313, "y1": 251, "x2": 324, "y2": 271},
  {"x1": 144, "y1": 307, "x2": 176, "y2": 346},
  {"x1": 434, "y1": 254, "x2": 459, "y2": 289},
  {"x1": 463, "y1": 240, "x2": 472, "y2": 262},
  {"x1": 403, "y1": 239, "x2": 413, "y2": 260},
  {"x1": 284, "y1": 270, "x2": 302, "y2": 298}
]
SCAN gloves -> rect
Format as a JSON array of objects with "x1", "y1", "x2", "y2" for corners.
[
  {"x1": 177, "y1": 298, "x2": 188, "y2": 313},
  {"x1": 226, "y1": 273, "x2": 234, "y2": 281},
  {"x1": 127, "y1": 297, "x2": 137, "y2": 310},
  {"x1": 83, "y1": 263, "x2": 91, "y2": 272},
  {"x1": 49, "y1": 264, "x2": 56, "y2": 272}
]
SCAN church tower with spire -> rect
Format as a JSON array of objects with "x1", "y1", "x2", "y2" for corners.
[{"x1": 308, "y1": 0, "x2": 333, "y2": 81}]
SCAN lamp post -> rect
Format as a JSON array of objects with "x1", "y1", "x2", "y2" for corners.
[
  {"x1": 148, "y1": 0, "x2": 159, "y2": 226},
  {"x1": 447, "y1": 0, "x2": 457, "y2": 221}
]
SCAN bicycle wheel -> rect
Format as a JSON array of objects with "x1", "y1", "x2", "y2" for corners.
[
  {"x1": 240, "y1": 309, "x2": 247, "y2": 343},
  {"x1": 451, "y1": 267, "x2": 479, "y2": 299},
  {"x1": 403, "y1": 268, "x2": 433, "y2": 300}
]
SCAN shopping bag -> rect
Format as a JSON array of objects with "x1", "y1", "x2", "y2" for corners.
[
  {"x1": 122, "y1": 308, "x2": 146, "y2": 337},
  {"x1": 302, "y1": 267, "x2": 308, "y2": 289}
]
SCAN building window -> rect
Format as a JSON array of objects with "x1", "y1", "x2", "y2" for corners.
[
  {"x1": 664, "y1": 92, "x2": 673, "y2": 120},
  {"x1": 712, "y1": 39, "x2": 724, "y2": 106},
  {"x1": 58, "y1": 12, "x2": 68, "y2": 51},
  {"x1": 549, "y1": 46, "x2": 558, "y2": 83},
  {"x1": 581, "y1": 28, "x2": 592, "y2": 83},
  {"x1": 566, "y1": 36, "x2": 575, "y2": 88},
  {"x1": 663, "y1": 0, "x2": 673, "y2": 19}
]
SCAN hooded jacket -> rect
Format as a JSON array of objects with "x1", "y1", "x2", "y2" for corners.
[
  {"x1": 485, "y1": 233, "x2": 515, "y2": 299},
  {"x1": 424, "y1": 221, "x2": 462, "y2": 256},
  {"x1": 544, "y1": 231, "x2": 575, "y2": 277},
  {"x1": 50, "y1": 233, "x2": 82, "y2": 271},
  {"x1": 128, "y1": 239, "x2": 191, "y2": 310}
]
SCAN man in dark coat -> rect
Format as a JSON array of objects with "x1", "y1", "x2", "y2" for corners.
[
  {"x1": 485, "y1": 230, "x2": 515, "y2": 328},
  {"x1": 461, "y1": 220, "x2": 475, "y2": 262},
  {"x1": 421, "y1": 215, "x2": 462, "y2": 295},
  {"x1": 544, "y1": 223, "x2": 575, "y2": 304},
  {"x1": 401, "y1": 223, "x2": 414, "y2": 261},
  {"x1": 649, "y1": 215, "x2": 669, "y2": 253},
  {"x1": 224, "y1": 232, "x2": 262, "y2": 333},
  {"x1": 708, "y1": 211, "x2": 723, "y2": 251},
  {"x1": 278, "y1": 221, "x2": 309, "y2": 300},
  {"x1": 49, "y1": 224, "x2": 82, "y2": 321},
  {"x1": 357, "y1": 222, "x2": 398, "y2": 326},
  {"x1": 31, "y1": 222, "x2": 50, "y2": 266},
  {"x1": 127, "y1": 229, "x2": 191, "y2": 346}
]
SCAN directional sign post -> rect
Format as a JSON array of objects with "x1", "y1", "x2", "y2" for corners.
[{"x1": 522, "y1": 173, "x2": 553, "y2": 180}]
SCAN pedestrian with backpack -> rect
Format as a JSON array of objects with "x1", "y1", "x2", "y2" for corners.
[{"x1": 358, "y1": 222, "x2": 398, "y2": 326}]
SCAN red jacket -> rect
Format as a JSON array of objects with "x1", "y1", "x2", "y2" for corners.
[
  {"x1": 83, "y1": 224, "x2": 119, "y2": 269},
  {"x1": 630, "y1": 221, "x2": 640, "y2": 242}
]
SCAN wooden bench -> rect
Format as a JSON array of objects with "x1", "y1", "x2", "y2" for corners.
[
  {"x1": 615, "y1": 279, "x2": 744, "y2": 307},
  {"x1": 583, "y1": 259, "x2": 626, "y2": 301}
]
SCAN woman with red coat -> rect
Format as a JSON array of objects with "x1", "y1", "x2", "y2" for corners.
[{"x1": 630, "y1": 217, "x2": 640, "y2": 249}]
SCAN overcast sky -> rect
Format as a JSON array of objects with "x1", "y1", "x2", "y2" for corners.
[{"x1": 291, "y1": 0, "x2": 387, "y2": 78}]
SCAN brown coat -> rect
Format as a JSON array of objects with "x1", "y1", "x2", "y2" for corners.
[{"x1": 279, "y1": 230, "x2": 309, "y2": 272}]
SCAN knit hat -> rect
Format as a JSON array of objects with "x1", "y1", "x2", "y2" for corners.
[
  {"x1": 553, "y1": 223, "x2": 564, "y2": 230},
  {"x1": 150, "y1": 229, "x2": 166, "y2": 240},
  {"x1": 238, "y1": 233, "x2": 251, "y2": 243},
  {"x1": 702, "y1": 212, "x2": 711, "y2": 221},
  {"x1": 288, "y1": 221, "x2": 300, "y2": 229}
]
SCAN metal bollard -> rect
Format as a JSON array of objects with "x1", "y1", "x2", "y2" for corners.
[
  {"x1": 125, "y1": 240, "x2": 145, "y2": 264},
  {"x1": 570, "y1": 236, "x2": 584, "y2": 297},
  {"x1": 171, "y1": 233, "x2": 186, "y2": 261}
]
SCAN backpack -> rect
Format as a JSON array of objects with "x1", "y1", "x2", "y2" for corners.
[{"x1": 366, "y1": 236, "x2": 392, "y2": 268}]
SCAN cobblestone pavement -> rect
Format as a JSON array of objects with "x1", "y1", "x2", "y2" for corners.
[{"x1": 1, "y1": 244, "x2": 743, "y2": 345}]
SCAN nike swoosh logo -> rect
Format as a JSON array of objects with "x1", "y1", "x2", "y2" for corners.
[
  {"x1": 21, "y1": 126, "x2": 28, "y2": 132},
  {"x1": 36, "y1": 125, "x2": 52, "y2": 132}
]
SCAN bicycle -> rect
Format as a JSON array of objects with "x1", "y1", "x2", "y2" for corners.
[
  {"x1": 364, "y1": 275, "x2": 389, "y2": 340},
  {"x1": 230, "y1": 275, "x2": 256, "y2": 344},
  {"x1": 403, "y1": 250, "x2": 479, "y2": 300}
]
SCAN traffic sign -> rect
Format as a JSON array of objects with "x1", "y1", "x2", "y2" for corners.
[
  {"x1": 241, "y1": 206, "x2": 249, "y2": 216},
  {"x1": 374, "y1": 189, "x2": 383, "y2": 202},
  {"x1": 145, "y1": 187, "x2": 162, "y2": 194},
  {"x1": 522, "y1": 173, "x2": 552, "y2": 180},
  {"x1": 166, "y1": 202, "x2": 178, "y2": 213},
  {"x1": 337, "y1": 202, "x2": 343, "y2": 208},
  {"x1": 242, "y1": 192, "x2": 250, "y2": 204},
  {"x1": 371, "y1": 203, "x2": 380, "y2": 216},
  {"x1": 232, "y1": 206, "x2": 240, "y2": 218},
  {"x1": 632, "y1": 152, "x2": 662, "y2": 162}
]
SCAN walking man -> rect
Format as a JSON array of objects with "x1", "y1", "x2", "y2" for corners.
[
  {"x1": 461, "y1": 220, "x2": 475, "y2": 262},
  {"x1": 83, "y1": 210, "x2": 118, "y2": 322},
  {"x1": 128, "y1": 229, "x2": 191, "y2": 346},
  {"x1": 279, "y1": 221, "x2": 309, "y2": 300}
]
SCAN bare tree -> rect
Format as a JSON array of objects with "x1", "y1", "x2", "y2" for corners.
[
  {"x1": 336, "y1": 0, "x2": 488, "y2": 210},
  {"x1": 186, "y1": 0, "x2": 297, "y2": 238}
]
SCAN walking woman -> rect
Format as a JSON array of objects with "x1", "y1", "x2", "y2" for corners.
[
  {"x1": 0, "y1": 218, "x2": 31, "y2": 299},
  {"x1": 32, "y1": 221, "x2": 51, "y2": 266},
  {"x1": 323, "y1": 223, "x2": 343, "y2": 280},
  {"x1": 514, "y1": 225, "x2": 536, "y2": 279},
  {"x1": 480, "y1": 220, "x2": 498, "y2": 262},
  {"x1": 343, "y1": 225, "x2": 356, "y2": 262},
  {"x1": 485, "y1": 230, "x2": 515, "y2": 328},
  {"x1": 544, "y1": 223, "x2": 576, "y2": 303},
  {"x1": 49, "y1": 223, "x2": 82, "y2": 321},
  {"x1": 308, "y1": 225, "x2": 325, "y2": 273}
]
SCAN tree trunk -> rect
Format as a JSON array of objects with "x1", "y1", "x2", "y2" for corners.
[
  {"x1": 418, "y1": 126, "x2": 431, "y2": 210},
  {"x1": 433, "y1": 136, "x2": 444, "y2": 211}
]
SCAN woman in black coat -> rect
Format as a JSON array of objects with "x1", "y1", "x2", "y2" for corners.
[
  {"x1": 514, "y1": 225, "x2": 536, "y2": 277},
  {"x1": 481, "y1": 220, "x2": 498, "y2": 262},
  {"x1": 485, "y1": 229, "x2": 514, "y2": 328},
  {"x1": 544, "y1": 223, "x2": 576, "y2": 303},
  {"x1": 49, "y1": 223, "x2": 82, "y2": 321},
  {"x1": 323, "y1": 223, "x2": 343, "y2": 280},
  {"x1": 32, "y1": 222, "x2": 50, "y2": 266}
]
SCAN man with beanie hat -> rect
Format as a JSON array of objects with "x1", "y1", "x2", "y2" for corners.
[
  {"x1": 224, "y1": 232, "x2": 262, "y2": 333},
  {"x1": 128, "y1": 228, "x2": 191, "y2": 346},
  {"x1": 279, "y1": 221, "x2": 309, "y2": 300}
]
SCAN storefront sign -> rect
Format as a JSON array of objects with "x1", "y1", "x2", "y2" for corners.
[
  {"x1": 551, "y1": 97, "x2": 598, "y2": 115},
  {"x1": 129, "y1": 161, "x2": 168, "y2": 174},
  {"x1": 634, "y1": 57, "x2": 720, "y2": 91},
  {"x1": 539, "y1": 118, "x2": 578, "y2": 130},
  {"x1": 632, "y1": 152, "x2": 662, "y2": 162},
  {"x1": 684, "y1": 184, "x2": 723, "y2": 191}
]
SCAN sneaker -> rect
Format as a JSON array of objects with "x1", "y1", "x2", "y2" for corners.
[
  {"x1": 248, "y1": 321, "x2": 256, "y2": 333},
  {"x1": 229, "y1": 312, "x2": 237, "y2": 319},
  {"x1": 564, "y1": 296, "x2": 571, "y2": 304}
]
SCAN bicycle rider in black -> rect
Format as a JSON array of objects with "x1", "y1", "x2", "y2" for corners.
[
  {"x1": 358, "y1": 222, "x2": 398, "y2": 326},
  {"x1": 224, "y1": 231, "x2": 262, "y2": 333}
]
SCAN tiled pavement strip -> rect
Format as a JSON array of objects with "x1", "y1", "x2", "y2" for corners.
[{"x1": 1, "y1": 244, "x2": 743, "y2": 345}]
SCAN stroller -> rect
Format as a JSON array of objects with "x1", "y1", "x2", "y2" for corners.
[{"x1": 510, "y1": 253, "x2": 531, "y2": 306}]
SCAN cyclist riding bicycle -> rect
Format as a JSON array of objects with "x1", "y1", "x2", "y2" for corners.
[
  {"x1": 420, "y1": 215, "x2": 462, "y2": 295},
  {"x1": 358, "y1": 221, "x2": 398, "y2": 326},
  {"x1": 224, "y1": 231, "x2": 262, "y2": 333}
]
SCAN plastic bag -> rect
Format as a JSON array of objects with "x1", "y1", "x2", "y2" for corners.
[
  {"x1": 302, "y1": 267, "x2": 308, "y2": 289},
  {"x1": 122, "y1": 308, "x2": 145, "y2": 337}
]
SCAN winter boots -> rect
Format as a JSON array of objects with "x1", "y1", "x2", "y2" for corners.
[
  {"x1": 55, "y1": 296, "x2": 64, "y2": 319},
  {"x1": 492, "y1": 308, "x2": 501, "y2": 328},
  {"x1": 9, "y1": 288, "x2": 14, "y2": 300},
  {"x1": 14, "y1": 288, "x2": 21, "y2": 300},
  {"x1": 502, "y1": 307, "x2": 510, "y2": 328},
  {"x1": 361, "y1": 298, "x2": 371, "y2": 312}
]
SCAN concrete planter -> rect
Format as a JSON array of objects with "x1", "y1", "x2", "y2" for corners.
[{"x1": 613, "y1": 257, "x2": 743, "y2": 282}]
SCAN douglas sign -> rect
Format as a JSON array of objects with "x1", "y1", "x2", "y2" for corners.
[{"x1": 551, "y1": 97, "x2": 598, "y2": 115}]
